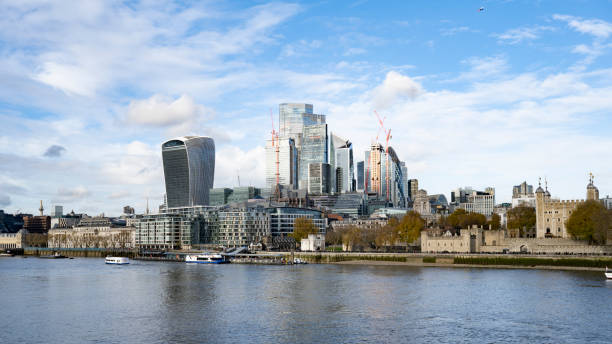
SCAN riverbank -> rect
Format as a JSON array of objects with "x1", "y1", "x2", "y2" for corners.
[{"x1": 284, "y1": 252, "x2": 612, "y2": 271}]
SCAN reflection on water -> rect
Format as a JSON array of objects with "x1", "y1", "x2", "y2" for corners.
[{"x1": 1, "y1": 257, "x2": 611, "y2": 344}]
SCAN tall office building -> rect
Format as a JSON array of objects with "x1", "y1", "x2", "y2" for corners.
[
  {"x1": 162, "y1": 136, "x2": 215, "y2": 208},
  {"x1": 401, "y1": 162, "x2": 408, "y2": 205},
  {"x1": 356, "y1": 161, "x2": 365, "y2": 192},
  {"x1": 299, "y1": 124, "x2": 328, "y2": 189},
  {"x1": 368, "y1": 143, "x2": 384, "y2": 196},
  {"x1": 308, "y1": 163, "x2": 331, "y2": 195},
  {"x1": 334, "y1": 137, "x2": 354, "y2": 193},
  {"x1": 278, "y1": 103, "x2": 325, "y2": 148},
  {"x1": 265, "y1": 137, "x2": 298, "y2": 190},
  {"x1": 408, "y1": 179, "x2": 418, "y2": 205}
]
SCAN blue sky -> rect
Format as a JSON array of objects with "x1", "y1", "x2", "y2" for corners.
[{"x1": 1, "y1": 0, "x2": 612, "y2": 215}]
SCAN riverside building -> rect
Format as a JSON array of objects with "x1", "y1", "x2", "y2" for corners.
[{"x1": 162, "y1": 136, "x2": 215, "y2": 207}]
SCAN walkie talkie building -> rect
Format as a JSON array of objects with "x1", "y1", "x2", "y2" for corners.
[{"x1": 162, "y1": 136, "x2": 215, "y2": 208}]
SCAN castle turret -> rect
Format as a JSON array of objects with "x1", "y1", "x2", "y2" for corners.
[
  {"x1": 586, "y1": 172, "x2": 599, "y2": 201},
  {"x1": 535, "y1": 178, "x2": 546, "y2": 238}
]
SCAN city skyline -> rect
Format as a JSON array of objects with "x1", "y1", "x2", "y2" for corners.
[{"x1": 1, "y1": 1, "x2": 612, "y2": 215}]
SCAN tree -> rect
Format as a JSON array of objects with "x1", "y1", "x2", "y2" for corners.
[
  {"x1": 447, "y1": 208, "x2": 487, "y2": 229},
  {"x1": 566, "y1": 200, "x2": 611, "y2": 244},
  {"x1": 397, "y1": 211, "x2": 424, "y2": 250},
  {"x1": 488, "y1": 213, "x2": 501, "y2": 230},
  {"x1": 290, "y1": 217, "x2": 318, "y2": 242},
  {"x1": 507, "y1": 206, "x2": 536, "y2": 236}
]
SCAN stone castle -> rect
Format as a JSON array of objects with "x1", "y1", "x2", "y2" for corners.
[{"x1": 535, "y1": 174, "x2": 599, "y2": 239}]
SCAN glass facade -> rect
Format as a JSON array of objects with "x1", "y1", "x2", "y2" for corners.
[
  {"x1": 335, "y1": 144, "x2": 354, "y2": 193},
  {"x1": 162, "y1": 136, "x2": 215, "y2": 208},
  {"x1": 356, "y1": 161, "x2": 364, "y2": 191},
  {"x1": 209, "y1": 188, "x2": 232, "y2": 206},
  {"x1": 265, "y1": 137, "x2": 297, "y2": 190},
  {"x1": 308, "y1": 162, "x2": 331, "y2": 195},
  {"x1": 268, "y1": 207, "x2": 327, "y2": 236},
  {"x1": 299, "y1": 124, "x2": 328, "y2": 188}
]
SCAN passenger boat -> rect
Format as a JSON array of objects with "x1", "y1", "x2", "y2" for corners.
[
  {"x1": 606, "y1": 267, "x2": 612, "y2": 279},
  {"x1": 105, "y1": 257, "x2": 130, "y2": 265},
  {"x1": 185, "y1": 253, "x2": 228, "y2": 264}
]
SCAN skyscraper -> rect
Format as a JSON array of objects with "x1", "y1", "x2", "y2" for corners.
[
  {"x1": 356, "y1": 161, "x2": 364, "y2": 191},
  {"x1": 308, "y1": 163, "x2": 331, "y2": 195},
  {"x1": 265, "y1": 137, "x2": 298, "y2": 190},
  {"x1": 278, "y1": 103, "x2": 325, "y2": 148},
  {"x1": 162, "y1": 136, "x2": 215, "y2": 208},
  {"x1": 299, "y1": 124, "x2": 328, "y2": 189},
  {"x1": 334, "y1": 137, "x2": 354, "y2": 193}
]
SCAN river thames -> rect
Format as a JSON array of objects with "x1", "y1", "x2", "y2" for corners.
[{"x1": 1, "y1": 257, "x2": 611, "y2": 343}]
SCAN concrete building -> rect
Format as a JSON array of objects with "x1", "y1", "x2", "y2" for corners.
[
  {"x1": 48, "y1": 218, "x2": 135, "y2": 249},
  {"x1": 300, "y1": 234, "x2": 325, "y2": 251},
  {"x1": 512, "y1": 181, "x2": 536, "y2": 208},
  {"x1": 535, "y1": 175, "x2": 599, "y2": 239},
  {"x1": 454, "y1": 187, "x2": 495, "y2": 216},
  {"x1": 413, "y1": 190, "x2": 431, "y2": 215},
  {"x1": 162, "y1": 136, "x2": 215, "y2": 208},
  {"x1": 602, "y1": 195, "x2": 612, "y2": 210},
  {"x1": 0, "y1": 230, "x2": 24, "y2": 249}
]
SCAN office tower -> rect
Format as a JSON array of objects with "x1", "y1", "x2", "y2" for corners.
[
  {"x1": 161, "y1": 136, "x2": 215, "y2": 208},
  {"x1": 368, "y1": 143, "x2": 384, "y2": 196},
  {"x1": 278, "y1": 103, "x2": 325, "y2": 148},
  {"x1": 335, "y1": 139, "x2": 354, "y2": 193},
  {"x1": 408, "y1": 179, "x2": 418, "y2": 204},
  {"x1": 356, "y1": 161, "x2": 365, "y2": 192},
  {"x1": 299, "y1": 124, "x2": 328, "y2": 189},
  {"x1": 52, "y1": 205, "x2": 63, "y2": 218},
  {"x1": 308, "y1": 163, "x2": 331, "y2": 195},
  {"x1": 265, "y1": 137, "x2": 298, "y2": 190},
  {"x1": 401, "y1": 162, "x2": 408, "y2": 205}
]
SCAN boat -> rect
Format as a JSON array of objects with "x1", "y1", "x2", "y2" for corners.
[
  {"x1": 40, "y1": 252, "x2": 68, "y2": 259},
  {"x1": 105, "y1": 257, "x2": 130, "y2": 265},
  {"x1": 606, "y1": 267, "x2": 612, "y2": 279},
  {"x1": 185, "y1": 253, "x2": 228, "y2": 264},
  {"x1": 293, "y1": 258, "x2": 308, "y2": 264},
  {"x1": 0, "y1": 253, "x2": 14, "y2": 257}
]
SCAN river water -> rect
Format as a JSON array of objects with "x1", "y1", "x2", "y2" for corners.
[{"x1": 1, "y1": 257, "x2": 611, "y2": 343}]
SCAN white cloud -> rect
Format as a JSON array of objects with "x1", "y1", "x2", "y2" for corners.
[
  {"x1": 371, "y1": 71, "x2": 422, "y2": 109},
  {"x1": 553, "y1": 14, "x2": 612, "y2": 39},
  {"x1": 125, "y1": 94, "x2": 210, "y2": 130},
  {"x1": 494, "y1": 26, "x2": 555, "y2": 44}
]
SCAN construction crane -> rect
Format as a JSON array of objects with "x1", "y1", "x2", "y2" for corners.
[
  {"x1": 366, "y1": 111, "x2": 386, "y2": 195},
  {"x1": 270, "y1": 109, "x2": 280, "y2": 199},
  {"x1": 374, "y1": 110, "x2": 392, "y2": 203}
]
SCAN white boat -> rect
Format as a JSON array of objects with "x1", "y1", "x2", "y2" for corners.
[
  {"x1": 185, "y1": 253, "x2": 228, "y2": 264},
  {"x1": 606, "y1": 267, "x2": 612, "y2": 279},
  {"x1": 105, "y1": 257, "x2": 129, "y2": 265}
]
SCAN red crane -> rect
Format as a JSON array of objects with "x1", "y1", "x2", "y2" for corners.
[
  {"x1": 374, "y1": 110, "x2": 392, "y2": 203},
  {"x1": 270, "y1": 109, "x2": 280, "y2": 198}
]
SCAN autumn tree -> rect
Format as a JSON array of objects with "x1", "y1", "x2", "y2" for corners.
[
  {"x1": 566, "y1": 200, "x2": 611, "y2": 244},
  {"x1": 507, "y1": 206, "x2": 536, "y2": 236},
  {"x1": 397, "y1": 211, "x2": 424, "y2": 250},
  {"x1": 447, "y1": 208, "x2": 486, "y2": 229},
  {"x1": 290, "y1": 217, "x2": 318, "y2": 242},
  {"x1": 488, "y1": 213, "x2": 501, "y2": 230}
]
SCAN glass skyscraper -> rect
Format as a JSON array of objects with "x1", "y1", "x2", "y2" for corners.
[
  {"x1": 162, "y1": 136, "x2": 215, "y2": 208},
  {"x1": 299, "y1": 124, "x2": 328, "y2": 189},
  {"x1": 330, "y1": 134, "x2": 355, "y2": 193},
  {"x1": 356, "y1": 161, "x2": 364, "y2": 191}
]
